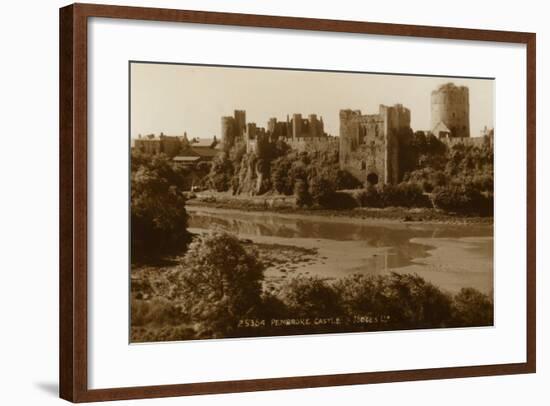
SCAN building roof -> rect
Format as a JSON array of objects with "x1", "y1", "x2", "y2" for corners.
[
  {"x1": 173, "y1": 156, "x2": 201, "y2": 162},
  {"x1": 191, "y1": 146, "x2": 219, "y2": 158},
  {"x1": 191, "y1": 138, "x2": 217, "y2": 147},
  {"x1": 431, "y1": 121, "x2": 451, "y2": 135}
]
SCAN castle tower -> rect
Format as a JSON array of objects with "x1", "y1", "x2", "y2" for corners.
[
  {"x1": 292, "y1": 114, "x2": 302, "y2": 139},
  {"x1": 308, "y1": 114, "x2": 318, "y2": 137},
  {"x1": 221, "y1": 116, "x2": 236, "y2": 149},
  {"x1": 267, "y1": 117, "x2": 277, "y2": 134},
  {"x1": 234, "y1": 110, "x2": 247, "y2": 138},
  {"x1": 430, "y1": 83, "x2": 470, "y2": 138}
]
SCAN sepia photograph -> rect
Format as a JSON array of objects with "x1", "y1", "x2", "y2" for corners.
[{"x1": 129, "y1": 62, "x2": 494, "y2": 343}]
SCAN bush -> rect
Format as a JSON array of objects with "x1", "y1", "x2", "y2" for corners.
[
  {"x1": 433, "y1": 184, "x2": 492, "y2": 215},
  {"x1": 336, "y1": 272, "x2": 453, "y2": 329},
  {"x1": 321, "y1": 192, "x2": 358, "y2": 209},
  {"x1": 278, "y1": 276, "x2": 341, "y2": 318},
  {"x1": 452, "y1": 288, "x2": 493, "y2": 327},
  {"x1": 334, "y1": 169, "x2": 362, "y2": 190},
  {"x1": 131, "y1": 297, "x2": 182, "y2": 327},
  {"x1": 355, "y1": 186, "x2": 382, "y2": 208},
  {"x1": 375, "y1": 183, "x2": 431, "y2": 208},
  {"x1": 334, "y1": 274, "x2": 389, "y2": 324},
  {"x1": 170, "y1": 232, "x2": 264, "y2": 338}
]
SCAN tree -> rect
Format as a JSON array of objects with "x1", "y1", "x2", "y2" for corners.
[
  {"x1": 294, "y1": 179, "x2": 312, "y2": 207},
  {"x1": 308, "y1": 174, "x2": 335, "y2": 207},
  {"x1": 131, "y1": 153, "x2": 190, "y2": 260},
  {"x1": 207, "y1": 153, "x2": 234, "y2": 192},
  {"x1": 271, "y1": 156, "x2": 294, "y2": 195},
  {"x1": 171, "y1": 232, "x2": 264, "y2": 338}
]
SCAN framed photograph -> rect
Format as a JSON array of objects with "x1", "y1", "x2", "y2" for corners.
[{"x1": 59, "y1": 3, "x2": 536, "y2": 402}]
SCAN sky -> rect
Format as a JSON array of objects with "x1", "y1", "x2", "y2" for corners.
[{"x1": 130, "y1": 62, "x2": 494, "y2": 139}]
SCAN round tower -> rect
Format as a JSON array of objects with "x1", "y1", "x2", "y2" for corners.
[{"x1": 430, "y1": 83, "x2": 470, "y2": 138}]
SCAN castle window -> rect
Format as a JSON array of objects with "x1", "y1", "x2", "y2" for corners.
[{"x1": 361, "y1": 161, "x2": 366, "y2": 171}]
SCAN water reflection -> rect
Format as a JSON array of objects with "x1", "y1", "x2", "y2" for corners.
[{"x1": 188, "y1": 208, "x2": 493, "y2": 293}]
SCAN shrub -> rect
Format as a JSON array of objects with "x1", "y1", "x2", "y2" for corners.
[
  {"x1": 278, "y1": 276, "x2": 341, "y2": 318},
  {"x1": 433, "y1": 184, "x2": 492, "y2": 215},
  {"x1": 294, "y1": 179, "x2": 312, "y2": 207},
  {"x1": 170, "y1": 232, "x2": 264, "y2": 338},
  {"x1": 452, "y1": 288, "x2": 493, "y2": 327},
  {"x1": 336, "y1": 273, "x2": 453, "y2": 329},
  {"x1": 334, "y1": 274, "x2": 389, "y2": 324},
  {"x1": 308, "y1": 175, "x2": 335, "y2": 207},
  {"x1": 383, "y1": 273, "x2": 453, "y2": 328},
  {"x1": 321, "y1": 192, "x2": 358, "y2": 209},
  {"x1": 130, "y1": 297, "x2": 182, "y2": 327},
  {"x1": 355, "y1": 186, "x2": 382, "y2": 208},
  {"x1": 376, "y1": 183, "x2": 430, "y2": 208},
  {"x1": 334, "y1": 169, "x2": 362, "y2": 190}
]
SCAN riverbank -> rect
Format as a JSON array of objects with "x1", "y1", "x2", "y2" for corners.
[{"x1": 187, "y1": 192, "x2": 493, "y2": 225}]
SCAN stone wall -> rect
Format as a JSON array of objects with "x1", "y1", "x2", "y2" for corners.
[{"x1": 285, "y1": 136, "x2": 339, "y2": 154}]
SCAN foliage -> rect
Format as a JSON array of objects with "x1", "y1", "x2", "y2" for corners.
[
  {"x1": 308, "y1": 174, "x2": 335, "y2": 207},
  {"x1": 131, "y1": 297, "x2": 182, "y2": 327},
  {"x1": 404, "y1": 136, "x2": 493, "y2": 194},
  {"x1": 277, "y1": 276, "x2": 342, "y2": 318},
  {"x1": 131, "y1": 235, "x2": 494, "y2": 341},
  {"x1": 451, "y1": 288, "x2": 494, "y2": 327},
  {"x1": 207, "y1": 152, "x2": 234, "y2": 192},
  {"x1": 169, "y1": 232, "x2": 264, "y2": 338},
  {"x1": 131, "y1": 152, "x2": 191, "y2": 260},
  {"x1": 294, "y1": 179, "x2": 312, "y2": 207},
  {"x1": 335, "y1": 272, "x2": 453, "y2": 328},
  {"x1": 355, "y1": 183, "x2": 430, "y2": 209},
  {"x1": 355, "y1": 185, "x2": 383, "y2": 208},
  {"x1": 433, "y1": 184, "x2": 493, "y2": 215}
]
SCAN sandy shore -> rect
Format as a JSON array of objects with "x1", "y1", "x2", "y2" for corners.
[{"x1": 188, "y1": 225, "x2": 493, "y2": 294}]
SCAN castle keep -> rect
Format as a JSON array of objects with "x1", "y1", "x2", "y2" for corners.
[
  {"x1": 339, "y1": 104, "x2": 411, "y2": 185},
  {"x1": 430, "y1": 83, "x2": 470, "y2": 138}
]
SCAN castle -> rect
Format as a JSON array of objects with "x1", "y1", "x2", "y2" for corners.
[
  {"x1": 339, "y1": 104, "x2": 411, "y2": 185},
  {"x1": 339, "y1": 82, "x2": 490, "y2": 185},
  {"x1": 134, "y1": 82, "x2": 491, "y2": 187},
  {"x1": 221, "y1": 110, "x2": 338, "y2": 156}
]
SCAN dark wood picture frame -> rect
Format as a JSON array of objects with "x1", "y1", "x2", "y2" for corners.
[{"x1": 59, "y1": 3, "x2": 536, "y2": 402}]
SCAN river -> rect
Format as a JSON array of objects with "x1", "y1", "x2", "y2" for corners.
[{"x1": 187, "y1": 206, "x2": 493, "y2": 294}]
